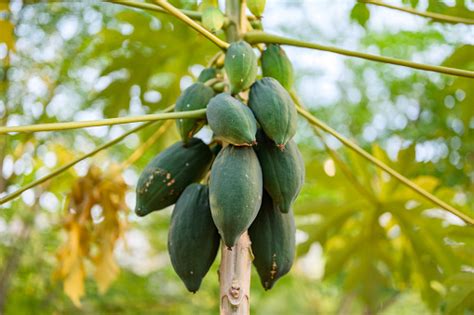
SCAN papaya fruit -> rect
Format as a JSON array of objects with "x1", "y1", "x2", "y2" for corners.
[
  {"x1": 261, "y1": 44, "x2": 294, "y2": 90},
  {"x1": 224, "y1": 41, "x2": 258, "y2": 94},
  {"x1": 206, "y1": 93, "x2": 257, "y2": 146},
  {"x1": 247, "y1": 0, "x2": 266, "y2": 17},
  {"x1": 198, "y1": 67, "x2": 218, "y2": 83},
  {"x1": 135, "y1": 138, "x2": 213, "y2": 216},
  {"x1": 202, "y1": 7, "x2": 225, "y2": 33},
  {"x1": 175, "y1": 82, "x2": 214, "y2": 143},
  {"x1": 248, "y1": 77, "x2": 297, "y2": 148},
  {"x1": 168, "y1": 184, "x2": 220, "y2": 293},
  {"x1": 248, "y1": 191, "x2": 295, "y2": 290},
  {"x1": 209, "y1": 145, "x2": 263, "y2": 248},
  {"x1": 255, "y1": 132, "x2": 305, "y2": 213}
]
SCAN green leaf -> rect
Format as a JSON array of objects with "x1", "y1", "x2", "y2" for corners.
[
  {"x1": 350, "y1": 3, "x2": 370, "y2": 27},
  {"x1": 445, "y1": 273, "x2": 474, "y2": 315}
]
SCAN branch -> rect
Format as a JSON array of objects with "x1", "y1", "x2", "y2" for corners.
[
  {"x1": 152, "y1": 0, "x2": 229, "y2": 49},
  {"x1": 0, "y1": 109, "x2": 205, "y2": 134},
  {"x1": 244, "y1": 31, "x2": 474, "y2": 79},
  {"x1": 359, "y1": 0, "x2": 474, "y2": 25},
  {"x1": 296, "y1": 106, "x2": 474, "y2": 225},
  {"x1": 108, "y1": 0, "x2": 202, "y2": 20},
  {"x1": 0, "y1": 106, "x2": 174, "y2": 206}
]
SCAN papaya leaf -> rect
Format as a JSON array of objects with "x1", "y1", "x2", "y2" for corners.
[{"x1": 350, "y1": 3, "x2": 370, "y2": 27}]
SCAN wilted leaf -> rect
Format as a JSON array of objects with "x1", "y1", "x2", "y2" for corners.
[
  {"x1": 55, "y1": 164, "x2": 128, "y2": 306},
  {"x1": 63, "y1": 261, "x2": 86, "y2": 307}
]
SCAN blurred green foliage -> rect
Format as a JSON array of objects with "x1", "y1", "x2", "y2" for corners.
[{"x1": 0, "y1": 0, "x2": 473, "y2": 314}]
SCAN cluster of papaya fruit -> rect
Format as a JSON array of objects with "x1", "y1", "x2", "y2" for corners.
[{"x1": 135, "y1": 40, "x2": 305, "y2": 292}]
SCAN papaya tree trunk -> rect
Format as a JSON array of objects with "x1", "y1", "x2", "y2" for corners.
[
  {"x1": 219, "y1": 1, "x2": 253, "y2": 315},
  {"x1": 219, "y1": 232, "x2": 252, "y2": 315}
]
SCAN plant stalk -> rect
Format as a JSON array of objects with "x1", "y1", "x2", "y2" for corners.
[
  {"x1": 0, "y1": 108, "x2": 204, "y2": 134},
  {"x1": 244, "y1": 31, "x2": 474, "y2": 79},
  {"x1": 108, "y1": 0, "x2": 203, "y2": 20},
  {"x1": 0, "y1": 106, "x2": 174, "y2": 206},
  {"x1": 359, "y1": 0, "x2": 474, "y2": 25},
  {"x1": 296, "y1": 105, "x2": 474, "y2": 225},
  {"x1": 153, "y1": 0, "x2": 229, "y2": 49}
]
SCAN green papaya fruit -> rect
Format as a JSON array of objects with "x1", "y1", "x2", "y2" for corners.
[
  {"x1": 247, "y1": 0, "x2": 266, "y2": 17},
  {"x1": 248, "y1": 191, "x2": 295, "y2": 290},
  {"x1": 261, "y1": 44, "x2": 294, "y2": 90},
  {"x1": 200, "y1": 0, "x2": 218, "y2": 10},
  {"x1": 206, "y1": 93, "x2": 257, "y2": 146},
  {"x1": 175, "y1": 83, "x2": 214, "y2": 143},
  {"x1": 168, "y1": 184, "x2": 220, "y2": 293},
  {"x1": 209, "y1": 145, "x2": 263, "y2": 248},
  {"x1": 211, "y1": 143, "x2": 222, "y2": 156},
  {"x1": 248, "y1": 77, "x2": 297, "y2": 148},
  {"x1": 198, "y1": 67, "x2": 218, "y2": 83},
  {"x1": 202, "y1": 7, "x2": 225, "y2": 33},
  {"x1": 135, "y1": 138, "x2": 213, "y2": 216},
  {"x1": 255, "y1": 132, "x2": 305, "y2": 213},
  {"x1": 224, "y1": 41, "x2": 258, "y2": 94}
]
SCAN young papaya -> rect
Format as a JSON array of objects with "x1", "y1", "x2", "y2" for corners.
[
  {"x1": 248, "y1": 77, "x2": 297, "y2": 148},
  {"x1": 175, "y1": 82, "x2": 215, "y2": 143},
  {"x1": 261, "y1": 44, "x2": 294, "y2": 90},
  {"x1": 224, "y1": 41, "x2": 258, "y2": 94},
  {"x1": 202, "y1": 6, "x2": 225, "y2": 33},
  {"x1": 255, "y1": 132, "x2": 305, "y2": 213},
  {"x1": 168, "y1": 184, "x2": 220, "y2": 293},
  {"x1": 248, "y1": 191, "x2": 296, "y2": 290},
  {"x1": 209, "y1": 145, "x2": 263, "y2": 248},
  {"x1": 247, "y1": 0, "x2": 266, "y2": 17},
  {"x1": 206, "y1": 93, "x2": 257, "y2": 146},
  {"x1": 198, "y1": 67, "x2": 218, "y2": 83},
  {"x1": 135, "y1": 138, "x2": 213, "y2": 216}
]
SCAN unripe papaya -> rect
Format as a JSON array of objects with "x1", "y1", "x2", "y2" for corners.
[
  {"x1": 248, "y1": 77, "x2": 297, "y2": 148},
  {"x1": 255, "y1": 132, "x2": 305, "y2": 213},
  {"x1": 209, "y1": 145, "x2": 263, "y2": 248},
  {"x1": 198, "y1": 67, "x2": 218, "y2": 83},
  {"x1": 168, "y1": 184, "x2": 220, "y2": 293},
  {"x1": 224, "y1": 41, "x2": 258, "y2": 94},
  {"x1": 202, "y1": 7, "x2": 225, "y2": 33},
  {"x1": 247, "y1": 0, "x2": 266, "y2": 17},
  {"x1": 135, "y1": 138, "x2": 213, "y2": 216},
  {"x1": 261, "y1": 44, "x2": 294, "y2": 90},
  {"x1": 248, "y1": 191, "x2": 295, "y2": 290},
  {"x1": 206, "y1": 93, "x2": 257, "y2": 146},
  {"x1": 175, "y1": 83, "x2": 214, "y2": 143}
]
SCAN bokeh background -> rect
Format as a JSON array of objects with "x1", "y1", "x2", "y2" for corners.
[{"x1": 0, "y1": 0, "x2": 473, "y2": 314}]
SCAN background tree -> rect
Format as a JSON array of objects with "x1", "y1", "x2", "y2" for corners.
[{"x1": 0, "y1": 0, "x2": 472, "y2": 314}]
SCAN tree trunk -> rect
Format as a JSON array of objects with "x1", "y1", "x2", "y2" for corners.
[{"x1": 219, "y1": 232, "x2": 253, "y2": 315}]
